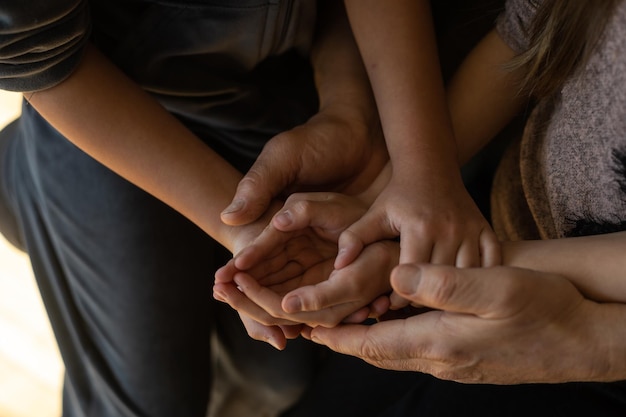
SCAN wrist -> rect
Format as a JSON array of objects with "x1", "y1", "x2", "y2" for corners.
[{"x1": 580, "y1": 302, "x2": 626, "y2": 382}]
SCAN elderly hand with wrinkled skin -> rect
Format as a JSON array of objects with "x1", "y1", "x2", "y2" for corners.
[{"x1": 309, "y1": 263, "x2": 624, "y2": 384}]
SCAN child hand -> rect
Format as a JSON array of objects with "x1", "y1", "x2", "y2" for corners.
[
  {"x1": 214, "y1": 192, "x2": 394, "y2": 332},
  {"x1": 337, "y1": 171, "x2": 500, "y2": 268}
]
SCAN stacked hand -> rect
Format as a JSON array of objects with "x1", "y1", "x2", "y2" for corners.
[
  {"x1": 310, "y1": 263, "x2": 609, "y2": 384},
  {"x1": 215, "y1": 192, "x2": 396, "y2": 349}
]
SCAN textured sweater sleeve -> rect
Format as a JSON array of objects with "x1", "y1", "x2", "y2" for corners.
[
  {"x1": 0, "y1": 0, "x2": 91, "y2": 92},
  {"x1": 496, "y1": 0, "x2": 539, "y2": 54}
]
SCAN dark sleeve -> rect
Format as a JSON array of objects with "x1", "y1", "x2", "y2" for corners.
[{"x1": 0, "y1": 0, "x2": 91, "y2": 92}]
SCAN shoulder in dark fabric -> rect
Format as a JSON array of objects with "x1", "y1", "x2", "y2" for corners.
[{"x1": 0, "y1": 0, "x2": 91, "y2": 92}]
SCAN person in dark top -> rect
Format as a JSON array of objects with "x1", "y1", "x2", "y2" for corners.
[{"x1": 0, "y1": 1, "x2": 410, "y2": 416}]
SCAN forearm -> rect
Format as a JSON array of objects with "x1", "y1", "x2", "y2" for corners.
[
  {"x1": 308, "y1": 0, "x2": 388, "y2": 193},
  {"x1": 312, "y1": 1, "x2": 376, "y2": 117},
  {"x1": 502, "y1": 232, "x2": 626, "y2": 303},
  {"x1": 447, "y1": 29, "x2": 528, "y2": 165},
  {"x1": 344, "y1": 0, "x2": 457, "y2": 175},
  {"x1": 27, "y1": 44, "x2": 242, "y2": 250}
]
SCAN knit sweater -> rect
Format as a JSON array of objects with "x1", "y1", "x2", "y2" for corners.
[{"x1": 492, "y1": 0, "x2": 626, "y2": 240}]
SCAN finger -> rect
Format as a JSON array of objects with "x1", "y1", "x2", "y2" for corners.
[
  {"x1": 233, "y1": 228, "x2": 293, "y2": 270},
  {"x1": 479, "y1": 228, "x2": 502, "y2": 267},
  {"x1": 221, "y1": 139, "x2": 297, "y2": 226},
  {"x1": 214, "y1": 259, "x2": 238, "y2": 283},
  {"x1": 388, "y1": 290, "x2": 411, "y2": 310},
  {"x1": 213, "y1": 281, "x2": 297, "y2": 326},
  {"x1": 336, "y1": 209, "x2": 399, "y2": 268},
  {"x1": 390, "y1": 264, "x2": 517, "y2": 317},
  {"x1": 279, "y1": 324, "x2": 304, "y2": 340},
  {"x1": 455, "y1": 238, "x2": 481, "y2": 268},
  {"x1": 284, "y1": 240, "x2": 396, "y2": 317},
  {"x1": 429, "y1": 237, "x2": 461, "y2": 266},
  {"x1": 257, "y1": 261, "x2": 307, "y2": 287},
  {"x1": 273, "y1": 193, "x2": 365, "y2": 240},
  {"x1": 340, "y1": 307, "x2": 370, "y2": 324},
  {"x1": 368, "y1": 295, "x2": 391, "y2": 319},
  {"x1": 238, "y1": 272, "x2": 366, "y2": 328},
  {"x1": 310, "y1": 320, "x2": 421, "y2": 370},
  {"x1": 233, "y1": 273, "x2": 295, "y2": 320},
  {"x1": 397, "y1": 232, "x2": 434, "y2": 265},
  {"x1": 238, "y1": 314, "x2": 287, "y2": 350}
]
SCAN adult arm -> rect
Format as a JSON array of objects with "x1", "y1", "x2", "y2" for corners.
[
  {"x1": 311, "y1": 263, "x2": 626, "y2": 383},
  {"x1": 446, "y1": 29, "x2": 528, "y2": 165},
  {"x1": 221, "y1": 0, "x2": 387, "y2": 226},
  {"x1": 502, "y1": 233, "x2": 626, "y2": 303}
]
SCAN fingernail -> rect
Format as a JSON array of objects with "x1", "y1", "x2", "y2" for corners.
[
  {"x1": 392, "y1": 265, "x2": 421, "y2": 295},
  {"x1": 274, "y1": 210, "x2": 293, "y2": 228},
  {"x1": 283, "y1": 295, "x2": 302, "y2": 313},
  {"x1": 213, "y1": 290, "x2": 226, "y2": 302},
  {"x1": 310, "y1": 330, "x2": 322, "y2": 345},
  {"x1": 267, "y1": 337, "x2": 282, "y2": 350},
  {"x1": 222, "y1": 199, "x2": 245, "y2": 215}
]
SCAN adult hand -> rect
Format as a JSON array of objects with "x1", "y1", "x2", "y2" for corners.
[
  {"x1": 215, "y1": 192, "x2": 394, "y2": 334},
  {"x1": 220, "y1": 105, "x2": 387, "y2": 226},
  {"x1": 218, "y1": 200, "x2": 309, "y2": 350},
  {"x1": 310, "y1": 264, "x2": 614, "y2": 384},
  {"x1": 223, "y1": 240, "x2": 396, "y2": 329}
]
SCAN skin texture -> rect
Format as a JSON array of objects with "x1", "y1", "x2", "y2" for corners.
[
  {"x1": 213, "y1": 26, "x2": 626, "y2": 382},
  {"x1": 220, "y1": 0, "x2": 387, "y2": 227},
  {"x1": 310, "y1": 263, "x2": 626, "y2": 384},
  {"x1": 219, "y1": 198, "x2": 626, "y2": 382},
  {"x1": 25, "y1": 1, "x2": 389, "y2": 349},
  {"x1": 335, "y1": 0, "x2": 500, "y2": 278}
]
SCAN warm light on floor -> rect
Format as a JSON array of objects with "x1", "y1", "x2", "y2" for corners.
[{"x1": 0, "y1": 91, "x2": 63, "y2": 417}]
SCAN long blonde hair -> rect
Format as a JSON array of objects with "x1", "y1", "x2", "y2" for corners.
[{"x1": 510, "y1": 0, "x2": 620, "y2": 98}]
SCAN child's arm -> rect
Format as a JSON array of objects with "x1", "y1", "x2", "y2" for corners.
[
  {"x1": 337, "y1": 0, "x2": 499, "y2": 269},
  {"x1": 27, "y1": 45, "x2": 258, "y2": 252}
]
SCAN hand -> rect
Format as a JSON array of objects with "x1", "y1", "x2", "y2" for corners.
[
  {"x1": 215, "y1": 192, "x2": 394, "y2": 332},
  {"x1": 335, "y1": 171, "x2": 500, "y2": 308},
  {"x1": 310, "y1": 264, "x2": 617, "y2": 384},
  {"x1": 225, "y1": 240, "x2": 397, "y2": 329},
  {"x1": 218, "y1": 200, "x2": 310, "y2": 350},
  {"x1": 220, "y1": 105, "x2": 387, "y2": 226}
]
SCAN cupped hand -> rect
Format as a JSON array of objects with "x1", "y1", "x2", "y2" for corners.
[
  {"x1": 220, "y1": 105, "x2": 387, "y2": 227},
  {"x1": 217, "y1": 200, "x2": 309, "y2": 349},
  {"x1": 215, "y1": 192, "x2": 395, "y2": 333},
  {"x1": 310, "y1": 264, "x2": 611, "y2": 384},
  {"x1": 226, "y1": 240, "x2": 398, "y2": 329}
]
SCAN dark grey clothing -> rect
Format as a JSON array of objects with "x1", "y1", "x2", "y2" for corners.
[
  {"x1": 1, "y1": 0, "x2": 319, "y2": 163},
  {"x1": 0, "y1": 1, "x2": 419, "y2": 416},
  {"x1": 0, "y1": 0, "x2": 91, "y2": 92}
]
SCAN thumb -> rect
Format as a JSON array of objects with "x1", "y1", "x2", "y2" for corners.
[
  {"x1": 273, "y1": 193, "x2": 365, "y2": 241},
  {"x1": 221, "y1": 143, "x2": 297, "y2": 226},
  {"x1": 391, "y1": 264, "x2": 512, "y2": 317},
  {"x1": 335, "y1": 209, "x2": 395, "y2": 269}
]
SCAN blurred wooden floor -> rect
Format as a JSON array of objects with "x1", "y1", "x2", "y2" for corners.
[{"x1": 0, "y1": 91, "x2": 63, "y2": 417}]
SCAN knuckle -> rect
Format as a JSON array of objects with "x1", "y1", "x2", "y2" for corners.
[
  {"x1": 359, "y1": 337, "x2": 388, "y2": 362},
  {"x1": 423, "y1": 343, "x2": 483, "y2": 383},
  {"x1": 423, "y1": 269, "x2": 459, "y2": 305}
]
